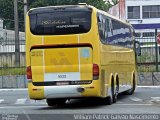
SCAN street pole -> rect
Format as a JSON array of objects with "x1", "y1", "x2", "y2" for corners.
[
  {"x1": 155, "y1": 29, "x2": 158, "y2": 71},
  {"x1": 24, "y1": 0, "x2": 28, "y2": 31},
  {"x1": 14, "y1": 0, "x2": 20, "y2": 67}
]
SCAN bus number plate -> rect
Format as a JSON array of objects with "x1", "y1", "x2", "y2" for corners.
[{"x1": 56, "y1": 81, "x2": 69, "y2": 86}]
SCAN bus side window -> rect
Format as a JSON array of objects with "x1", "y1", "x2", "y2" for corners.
[
  {"x1": 105, "y1": 17, "x2": 112, "y2": 44},
  {"x1": 135, "y1": 41, "x2": 141, "y2": 56},
  {"x1": 105, "y1": 18, "x2": 111, "y2": 43},
  {"x1": 97, "y1": 14, "x2": 106, "y2": 43}
]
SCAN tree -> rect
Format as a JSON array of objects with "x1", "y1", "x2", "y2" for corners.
[
  {"x1": 0, "y1": 0, "x2": 119, "y2": 31},
  {"x1": 105, "y1": 0, "x2": 119, "y2": 11},
  {"x1": 0, "y1": 0, "x2": 24, "y2": 31},
  {"x1": 28, "y1": 0, "x2": 108, "y2": 11}
]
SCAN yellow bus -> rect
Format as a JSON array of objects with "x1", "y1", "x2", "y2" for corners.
[{"x1": 26, "y1": 4, "x2": 138, "y2": 106}]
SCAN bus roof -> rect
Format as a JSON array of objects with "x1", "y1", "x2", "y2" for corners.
[
  {"x1": 28, "y1": 5, "x2": 93, "y2": 15},
  {"x1": 28, "y1": 4, "x2": 132, "y2": 28}
]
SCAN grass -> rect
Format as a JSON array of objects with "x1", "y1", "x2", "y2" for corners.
[
  {"x1": 0, "y1": 67, "x2": 26, "y2": 76},
  {"x1": 137, "y1": 65, "x2": 160, "y2": 72},
  {"x1": 0, "y1": 66, "x2": 159, "y2": 75}
]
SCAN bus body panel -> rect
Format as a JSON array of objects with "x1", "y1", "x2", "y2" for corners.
[
  {"x1": 100, "y1": 45, "x2": 136, "y2": 93},
  {"x1": 26, "y1": 5, "x2": 137, "y2": 101},
  {"x1": 30, "y1": 47, "x2": 93, "y2": 82},
  {"x1": 26, "y1": 6, "x2": 102, "y2": 99}
]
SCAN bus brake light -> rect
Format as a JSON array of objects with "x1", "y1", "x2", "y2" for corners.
[
  {"x1": 27, "y1": 66, "x2": 32, "y2": 79},
  {"x1": 93, "y1": 64, "x2": 99, "y2": 80}
]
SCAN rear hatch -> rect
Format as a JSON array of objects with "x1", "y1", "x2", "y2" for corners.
[
  {"x1": 29, "y1": 5, "x2": 93, "y2": 85},
  {"x1": 30, "y1": 46, "x2": 93, "y2": 84}
]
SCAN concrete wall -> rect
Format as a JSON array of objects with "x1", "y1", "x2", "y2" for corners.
[
  {"x1": 0, "y1": 72, "x2": 159, "y2": 88},
  {"x1": 0, "y1": 52, "x2": 25, "y2": 67},
  {"x1": 0, "y1": 75, "x2": 27, "y2": 88},
  {"x1": 138, "y1": 72, "x2": 160, "y2": 86},
  {"x1": 108, "y1": 0, "x2": 126, "y2": 20}
]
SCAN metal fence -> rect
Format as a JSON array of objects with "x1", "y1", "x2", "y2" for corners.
[
  {"x1": 0, "y1": 30, "x2": 26, "y2": 88},
  {"x1": 0, "y1": 29, "x2": 160, "y2": 88},
  {"x1": 136, "y1": 29, "x2": 160, "y2": 85},
  {"x1": 136, "y1": 29, "x2": 160, "y2": 72}
]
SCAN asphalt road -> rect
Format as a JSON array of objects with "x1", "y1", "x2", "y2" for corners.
[{"x1": 0, "y1": 86, "x2": 160, "y2": 120}]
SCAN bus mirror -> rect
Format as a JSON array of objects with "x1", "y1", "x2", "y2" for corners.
[
  {"x1": 133, "y1": 31, "x2": 136, "y2": 36},
  {"x1": 157, "y1": 33, "x2": 160, "y2": 44},
  {"x1": 135, "y1": 41, "x2": 141, "y2": 56}
]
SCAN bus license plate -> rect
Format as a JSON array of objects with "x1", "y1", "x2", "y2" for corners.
[{"x1": 56, "y1": 81, "x2": 69, "y2": 86}]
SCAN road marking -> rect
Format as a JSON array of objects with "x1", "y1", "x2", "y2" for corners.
[
  {"x1": 28, "y1": 99, "x2": 46, "y2": 104},
  {"x1": 129, "y1": 97, "x2": 143, "y2": 102},
  {"x1": 15, "y1": 99, "x2": 27, "y2": 104},
  {"x1": 0, "y1": 89, "x2": 27, "y2": 91},
  {"x1": 148, "y1": 97, "x2": 160, "y2": 103},
  {"x1": 0, "y1": 99, "x2": 4, "y2": 103},
  {"x1": 151, "y1": 97, "x2": 160, "y2": 101},
  {"x1": 23, "y1": 110, "x2": 32, "y2": 120},
  {"x1": 116, "y1": 101, "x2": 123, "y2": 104},
  {"x1": 115, "y1": 104, "x2": 152, "y2": 106},
  {"x1": 0, "y1": 103, "x2": 153, "y2": 109},
  {"x1": 0, "y1": 106, "x2": 46, "y2": 109},
  {"x1": 137, "y1": 86, "x2": 160, "y2": 88}
]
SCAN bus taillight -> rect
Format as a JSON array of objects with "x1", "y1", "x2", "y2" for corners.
[
  {"x1": 27, "y1": 66, "x2": 32, "y2": 80},
  {"x1": 93, "y1": 64, "x2": 99, "y2": 80}
]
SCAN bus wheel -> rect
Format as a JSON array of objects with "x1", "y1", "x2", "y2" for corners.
[
  {"x1": 102, "y1": 78, "x2": 114, "y2": 105},
  {"x1": 46, "y1": 99, "x2": 56, "y2": 106},
  {"x1": 101, "y1": 95, "x2": 113, "y2": 105},
  {"x1": 113, "y1": 77, "x2": 119, "y2": 103},
  {"x1": 124, "y1": 74, "x2": 136, "y2": 95},
  {"x1": 46, "y1": 98, "x2": 66, "y2": 106}
]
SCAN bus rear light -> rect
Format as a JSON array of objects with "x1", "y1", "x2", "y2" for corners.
[
  {"x1": 27, "y1": 66, "x2": 32, "y2": 80},
  {"x1": 93, "y1": 64, "x2": 99, "y2": 80}
]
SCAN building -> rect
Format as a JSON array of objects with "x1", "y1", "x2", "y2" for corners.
[
  {"x1": 0, "y1": 19, "x2": 25, "y2": 46},
  {"x1": 109, "y1": 0, "x2": 160, "y2": 39},
  {"x1": 0, "y1": 19, "x2": 25, "y2": 67}
]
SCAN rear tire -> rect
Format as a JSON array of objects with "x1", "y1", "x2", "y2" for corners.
[
  {"x1": 47, "y1": 98, "x2": 66, "y2": 106},
  {"x1": 113, "y1": 77, "x2": 119, "y2": 103},
  {"x1": 124, "y1": 74, "x2": 136, "y2": 95},
  {"x1": 101, "y1": 78, "x2": 114, "y2": 105},
  {"x1": 101, "y1": 96, "x2": 113, "y2": 105}
]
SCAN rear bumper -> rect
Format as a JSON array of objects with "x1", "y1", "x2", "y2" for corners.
[
  {"x1": 44, "y1": 85, "x2": 82, "y2": 98},
  {"x1": 28, "y1": 81, "x2": 100, "y2": 99}
]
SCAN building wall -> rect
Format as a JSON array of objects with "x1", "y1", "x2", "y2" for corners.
[
  {"x1": 109, "y1": 0, "x2": 160, "y2": 39},
  {"x1": 0, "y1": 19, "x2": 25, "y2": 45},
  {"x1": 108, "y1": 0, "x2": 126, "y2": 20},
  {"x1": 0, "y1": 18, "x2": 25, "y2": 67},
  {"x1": 126, "y1": 0, "x2": 160, "y2": 25}
]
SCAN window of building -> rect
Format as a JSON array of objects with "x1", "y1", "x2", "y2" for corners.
[
  {"x1": 127, "y1": 6, "x2": 140, "y2": 19},
  {"x1": 143, "y1": 32, "x2": 155, "y2": 37},
  {"x1": 135, "y1": 32, "x2": 141, "y2": 37},
  {"x1": 143, "y1": 5, "x2": 160, "y2": 18}
]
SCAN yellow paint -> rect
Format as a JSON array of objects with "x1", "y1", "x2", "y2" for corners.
[
  {"x1": 26, "y1": 5, "x2": 137, "y2": 100},
  {"x1": 30, "y1": 49, "x2": 44, "y2": 82},
  {"x1": 44, "y1": 48, "x2": 79, "y2": 73},
  {"x1": 28, "y1": 83, "x2": 44, "y2": 99}
]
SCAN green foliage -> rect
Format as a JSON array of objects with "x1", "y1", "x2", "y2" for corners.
[
  {"x1": 0, "y1": 0, "x2": 24, "y2": 31},
  {"x1": 0, "y1": 0, "x2": 119, "y2": 31},
  {"x1": 28, "y1": 0, "x2": 108, "y2": 11},
  {"x1": 0, "y1": 67, "x2": 25, "y2": 75}
]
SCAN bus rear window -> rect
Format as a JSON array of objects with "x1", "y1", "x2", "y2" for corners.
[{"x1": 29, "y1": 11, "x2": 91, "y2": 35}]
